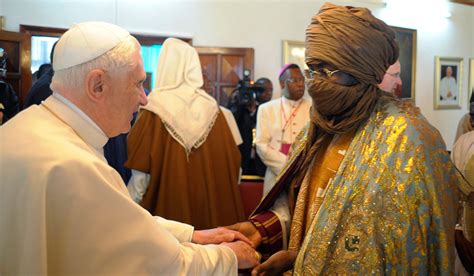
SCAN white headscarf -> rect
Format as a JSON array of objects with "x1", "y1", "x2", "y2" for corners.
[{"x1": 144, "y1": 38, "x2": 219, "y2": 155}]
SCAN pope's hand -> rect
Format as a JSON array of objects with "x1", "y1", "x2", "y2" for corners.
[
  {"x1": 192, "y1": 227, "x2": 254, "y2": 247},
  {"x1": 225, "y1": 221, "x2": 262, "y2": 248},
  {"x1": 222, "y1": 240, "x2": 260, "y2": 269},
  {"x1": 251, "y1": 250, "x2": 297, "y2": 276}
]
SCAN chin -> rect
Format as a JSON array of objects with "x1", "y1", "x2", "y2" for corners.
[
  {"x1": 122, "y1": 124, "x2": 132, "y2": 135},
  {"x1": 110, "y1": 124, "x2": 131, "y2": 138}
]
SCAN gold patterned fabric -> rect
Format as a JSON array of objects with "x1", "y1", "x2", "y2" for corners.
[
  {"x1": 290, "y1": 95, "x2": 460, "y2": 275},
  {"x1": 288, "y1": 131, "x2": 355, "y2": 254}
]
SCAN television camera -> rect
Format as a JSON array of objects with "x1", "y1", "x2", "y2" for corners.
[{"x1": 231, "y1": 69, "x2": 265, "y2": 107}]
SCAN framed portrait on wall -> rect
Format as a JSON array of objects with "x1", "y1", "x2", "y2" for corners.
[
  {"x1": 391, "y1": 26, "x2": 417, "y2": 100},
  {"x1": 469, "y1": 58, "x2": 474, "y2": 106},
  {"x1": 434, "y1": 56, "x2": 463, "y2": 110},
  {"x1": 282, "y1": 40, "x2": 307, "y2": 71}
]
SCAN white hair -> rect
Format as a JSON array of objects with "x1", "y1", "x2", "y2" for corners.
[{"x1": 51, "y1": 35, "x2": 140, "y2": 91}]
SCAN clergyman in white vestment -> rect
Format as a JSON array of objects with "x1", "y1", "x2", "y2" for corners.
[{"x1": 0, "y1": 21, "x2": 259, "y2": 275}]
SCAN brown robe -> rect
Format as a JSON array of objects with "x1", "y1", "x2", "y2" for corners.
[{"x1": 126, "y1": 109, "x2": 245, "y2": 230}]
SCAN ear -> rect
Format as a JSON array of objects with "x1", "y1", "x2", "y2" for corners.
[
  {"x1": 85, "y1": 69, "x2": 107, "y2": 102},
  {"x1": 280, "y1": 79, "x2": 285, "y2": 89}
]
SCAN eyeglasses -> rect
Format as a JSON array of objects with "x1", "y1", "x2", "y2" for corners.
[
  {"x1": 308, "y1": 67, "x2": 340, "y2": 79},
  {"x1": 306, "y1": 64, "x2": 359, "y2": 86},
  {"x1": 386, "y1": 72, "x2": 400, "y2": 79},
  {"x1": 286, "y1": 77, "x2": 305, "y2": 84}
]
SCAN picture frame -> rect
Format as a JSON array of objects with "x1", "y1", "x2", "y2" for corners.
[
  {"x1": 282, "y1": 28, "x2": 417, "y2": 99},
  {"x1": 391, "y1": 26, "x2": 417, "y2": 100},
  {"x1": 469, "y1": 58, "x2": 474, "y2": 106},
  {"x1": 434, "y1": 56, "x2": 463, "y2": 110},
  {"x1": 282, "y1": 40, "x2": 307, "y2": 71}
]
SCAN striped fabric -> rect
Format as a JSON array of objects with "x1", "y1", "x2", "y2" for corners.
[{"x1": 249, "y1": 211, "x2": 283, "y2": 259}]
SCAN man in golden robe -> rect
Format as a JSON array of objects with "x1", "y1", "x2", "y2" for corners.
[
  {"x1": 126, "y1": 38, "x2": 245, "y2": 230},
  {"x1": 230, "y1": 3, "x2": 460, "y2": 275}
]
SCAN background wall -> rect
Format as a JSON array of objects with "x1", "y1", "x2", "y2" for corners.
[{"x1": 1, "y1": 0, "x2": 473, "y2": 148}]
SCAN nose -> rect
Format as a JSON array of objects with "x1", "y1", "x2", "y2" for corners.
[
  {"x1": 139, "y1": 89, "x2": 148, "y2": 106},
  {"x1": 396, "y1": 76, "x2": 402, "y2": 86},
  {"x1": 297, "y1": 81, "x2": 305, "y2": 90}
]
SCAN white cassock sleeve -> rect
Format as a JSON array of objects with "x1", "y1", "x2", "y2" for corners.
[
  {"x1": 128, "y1": 171, "x2": 194, "y2": 242},
  {"x1": 154, "y1": 216, "x2": 194, "y2": 243},
  {"x1": 127, "y1": 169, "x2": 150, "y2": 203},
  {"x1": 440, "y1": 78, "x2": 448, "y2": 99},
  {"x1": 256, "y1": 104, "x2": 287, "y2": 175},
  {"x1": 220, "y1": 106, "x2": 243, "y2": 146},
  {"x1": 45, "y1": 159, "x2": 238, "y2": 275}
]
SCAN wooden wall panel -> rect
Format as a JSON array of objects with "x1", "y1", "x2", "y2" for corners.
[
  {"x1": 199, "y1": 55, "x2": 218, "y2": 81},
  {"x1": 220, "y1": 55, "x2": 243, "y2": 84},
  {"x1": 196, "y1": 46, "x2": 254, "y2": 106},
  {"x1": 0, "y1": 30, "x2": 31, "y2": 108}
]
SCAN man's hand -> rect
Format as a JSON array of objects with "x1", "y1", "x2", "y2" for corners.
[
  {"x1": 192, "y1": 227, "x2": 254, "y2": 247},
  {"x1": 251, "y1": 250, "x2": 297, "y2": 276},
  {"x1": 222, "y1": 240, "x2": 260, "y2": 269},
  {"x1": 226, "y1": 222, "x2": 262, "y2": 248}
]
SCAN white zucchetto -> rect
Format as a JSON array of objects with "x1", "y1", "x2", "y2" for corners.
[{"x1": 53, "y1": 21, "x2": 130, "y2": 71}]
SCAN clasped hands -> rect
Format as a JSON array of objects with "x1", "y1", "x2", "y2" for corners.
[
  {"x1": 225, "y1": 222, "x2": 297, "y2": 275},
  {"x1": 192, "y1": 222, "x2": 297, "y2": 274},
  {"x1": 192, "y1": 226, "x2": 260, "y2": 269}
]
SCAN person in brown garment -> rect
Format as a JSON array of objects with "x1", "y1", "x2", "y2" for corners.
[{"x1": 126, "y1": 38, "x2": 245, "y2": 230}]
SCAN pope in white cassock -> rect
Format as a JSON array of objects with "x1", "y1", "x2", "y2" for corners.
[
  {"x1": 440, "y1": 66, "x2": 458, "y2": 105},
  {"x1": 0, "y1": 22, "x2": 259, "y2": 275}
]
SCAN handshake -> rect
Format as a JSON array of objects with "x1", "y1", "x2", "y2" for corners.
[{"x1": 192, "y1": 222, "x2": 297, "y2": 275}]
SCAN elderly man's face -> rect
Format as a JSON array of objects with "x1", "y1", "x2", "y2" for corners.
[
  {"x1": 446, "y1": 66, "x2": 453, "y2": 77},
  {"x1": 378, "y1": 60, "x2": 402, "y2": 93},
  {"x1": 282, "y1": 68, "x2": 305, "y2": 101},
  {"x1": 106, "y1": 49, "x2": 148, "y2": 136}
]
